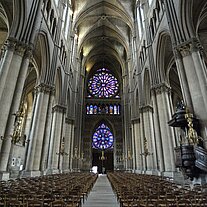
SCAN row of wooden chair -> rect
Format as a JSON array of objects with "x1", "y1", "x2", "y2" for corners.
[
  {"x1": 107, "y1": 172, "x2": 207, "y2": 207},
  {"x1": 0, "y1": 172, "x2": 98, "y2": 207}
]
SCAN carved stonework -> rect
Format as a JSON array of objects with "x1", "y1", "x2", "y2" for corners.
[
  {"x1": 65, "y1": 117, "x2": 74, "y2": 124},
  {"x1": 151, "y1": 83, "x2": 171, "y2": 95},
  {"x1": 179, "y1": 45, "x2": 191, "y2": 57},
  {"x1": 52, "y1": 104, "x2": 66, "y2": 113},
  {"x1": 35, "y1": 83, "x2": 55, "y2": 94},
  {"x1": 24, "y1": 47, "x2": 33, "y2": 59},
  {"x1": 139, "y1": 105, "x2": 153, "y2": 113},
  {"x1": 175, "y1": 38, "x2": 203, "y2": 58},
  {"x1": 4, "y1": 39, "x2": 16, "y2": 51},
  {"x1": 173, "y1": 49, "x2": 182, "y2": 60},
  {"x1": 14, "y1": 42, "x2": 26, "y2": 56}
]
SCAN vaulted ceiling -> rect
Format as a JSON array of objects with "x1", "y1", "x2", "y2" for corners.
[{"x1": 71, "y1": 0, "x2": 136, "y2": 75}]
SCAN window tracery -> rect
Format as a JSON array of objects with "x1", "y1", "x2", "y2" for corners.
[
  {"x1": 92, "y1": 123, "x2": 114, "y2": 149},
  {"x1": 88, "y1": 68, "x2": 119, "y2": 98}
]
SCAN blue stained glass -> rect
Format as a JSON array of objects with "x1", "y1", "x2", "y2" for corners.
[
  {"x1": 92, "y1": 123, "x2": 114, "y2": 149},
  {"x1": 88, "y1": 68, "x2": 119, "y2": 98}
]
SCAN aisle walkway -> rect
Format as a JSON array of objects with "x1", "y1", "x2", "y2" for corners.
[{"x1": 83, "y1": 174, "x2": 120, "y2": 207}]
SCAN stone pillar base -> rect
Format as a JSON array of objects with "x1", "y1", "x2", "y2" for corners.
[
  {"x1": 0, "y1": 171, "x2": 10, "y2": 180},
  {"x1": 193, "y1": 174, "x2": 207, "y2": 185},
  {"x1": 22, "y1": 170, "x2": 41, "y2": 178},
  {"x1": 45, "y1": 169, "x2": 61, "y2": 175},
  {"x1": 146, "y1": 170, "x2": 159, "y2": 175},
  {"x1": 134, "y1": 170, "x2": 142, "y2": 174},
  {"x1": 62, "y1": 169, "x2": 70, "y2": 173}
]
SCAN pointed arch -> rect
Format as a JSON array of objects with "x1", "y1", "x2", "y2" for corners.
[
  {"x1": 34, "y1": 31, "x2": 50, "y2": 84},
  {"x1": 0, "y1": 4, "x2": 9, "y2": 56},
  {"x1": 143, "y1": 68, "x2": 151, "y2": 105},
  {"x1": 156, "y1": 30, "x2": 174, "y2": 84},
  {"x1": 8, "y1": 0, "x2": 26, "y2": 39},
  {"x1": 54, "y1": 67, "x2": 62, "y2": 104}
]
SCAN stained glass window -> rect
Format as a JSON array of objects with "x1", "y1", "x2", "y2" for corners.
[
  {"x1": 88, "y1": 68, "x2": 119, "y2": 98},
  {"x1": 92, "y1": 123, "x2": 114, "y2": 149},
  {"x1": 86, "y1": 103, "x2": 121, "y2": 115}
]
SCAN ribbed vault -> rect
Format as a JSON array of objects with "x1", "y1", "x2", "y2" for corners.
[{"x1": 71, "y1": 0, "x2": 135, "y2": 74}]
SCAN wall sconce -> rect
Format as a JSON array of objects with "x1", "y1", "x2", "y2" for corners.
[
  {"x1": 72, "y1": 146, "x2": 84, "y2": 160},
  {"x1": 121, "y1": 148, "x2": 133, "y2": 161},
  {"x1": 99, "y1": 149, "x2": 106, "y2": 161},
  {"x1": 56, "y1": 137, "x2": 68, "y2": 156},
  {"x1": 11, "y1": 109, "x2": 25, "y2": 145},
  {"x1": 140, "y1": 137, "x2": 153, "y2": 157}
]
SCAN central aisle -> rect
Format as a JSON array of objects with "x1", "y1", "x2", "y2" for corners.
[{"x1": 83, "y1": 174, "x2": 120, "y2": 207}]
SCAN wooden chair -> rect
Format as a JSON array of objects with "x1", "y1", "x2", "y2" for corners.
[
  {"x1": 50, "y1": 200, "x2": 66, "y2": 207},
  {"x1": 6, "y1": 200, "x2": 22, "y2": 207},
  {"x1": 155, "y1": 199, "x2": 171, "y2": 207},
  {"x1": 198, "y1": 199, "x2": 207, "y2": 207},
  {"x1": 176, "y1": 199, "x2": 192, "y2": 207},
  {"x1": 27, "y1": 199, "x2": 44, "y2": 207}
]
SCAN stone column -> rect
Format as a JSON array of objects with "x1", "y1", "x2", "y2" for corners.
[
  {"x1": 177, "y1": 41, "x2": 207, "y2": 134},
  {"x1": 0, "y1": 41, "x2": 26, "y2": 151},
  {"x1": 69, "y1": 124, "x2": 75, "y2": 170},
  {"x1": 0, "y1": 47, "x2": 31, "y2": 179},
  {"x1": 24, "y1": 84, "x2": 52, "y2": 176},
  {"x1": 0, "y1": 40, "x2": 16, "y2": 99},
  {"x1": 190, "y1": 42, "x2": 207, "y2": 128},
  {"x1": 174, "y1": 49, "x2": 193, "y2": 112},
  {"x1": 131, "y1": 123, "x2": 136, "y2": 170},
  {"x1": 62, "y1": 118, "x2": 73, "y2": 171},
  {"x1": 151, "y1": 89, "x2": 164, "y2": 172},
  {"x1": 40, "y1": 89, "x2": 55, "y2": 173},
  {"x1": 142, "y1": 105, "x2": 155, "y2": 172},
  {"x1": 47, "y1": 105, "x2": 66, "y2": 174},
  {"x1": 154, "y1": 84, "x2": 176, "y2": 174},
  {"x1": 135, "y1": 120, "x2": 142, "y2": 172},
  {"x1": 139, "y1": 110, "x2": 146, "y2": 172}
]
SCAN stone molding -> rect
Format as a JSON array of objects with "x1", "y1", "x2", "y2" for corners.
[
  {"x1": 24, "y1": 47, "x2": 33, "y2": 59},
  {"x1": 4, "y1": 39, "x2": 16, "y2": 51},
  {"x1": 151, "y1": 83, "x2": 171, "y2": 95},
  {"x1": 131, "y1": 117, "x2": 140, "y2": 124},
  {"x1": 14, "y1": 43, "x2": 26, "y2": 56},
  {"x1": 65, "y1": 117, "x2": 75, "y2": 124},
  {"x1": 34, "y1": 83, "x2": 55, "y2": 95},
  {"x1": 3, "y1": 38, "x2": 35, "y2": 58},
  {"x1": 52, "y1": 104, "x2": 66, "y2": 113},
  {"x1": 174, "y1": 38, "x2": 203, "y2": 58},
  {"x1": 139, "y1": 105, "x2": 153, "y2": 113}
]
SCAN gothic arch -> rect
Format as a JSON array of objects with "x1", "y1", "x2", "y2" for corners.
[
  {"x1": 195, "y1": 2, "x2": 207, "y2": 64},
  {"x1": 54, "y1": 68, "x2": 63, "y2": 104},
  {"x1": 0, "y1": 4, "x2": 9, "y2": 53},
  {"x1": 7, "y1": 0, "x2": 26, "y2": 40},
  {"x1": 135, "y1": 88, "x2": 139, "y2": 117},
  {"x1": 156, "y1": 31, "x2": 174, "y2": 84},
  {"x1": 34, "y1": 31, "x2": 50, "y2": 85},
  {"x1": 66, "y1": 87, "x2": 72, "y2": 117},
  {"x1": 180, "y1": 0, "x2": 207, "y2": 39},
  {"x1": 143, "y1": 69, "x2": 151, "y2": 106}
]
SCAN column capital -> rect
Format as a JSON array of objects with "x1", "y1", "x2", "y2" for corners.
[
  {"x1": 4, "y1": 39, "x2": 16, "y2": 51},
  {"x1": 175, "y1": 38, "x2": 203, "y2": 58},
  {"x1": 34, "y1": 83, "x2": 55, "y2": 94},
  {"x1": 52, "y1": 104, "x2": 66, "y2": 113},
  {"x1": 151, "y1": 83, "x2": 171, "y2": 95},
  {"x1": 14, "y1": 42, "x2": 26, "y2": 56},
  {"x1": 65, "y1": 117, "x2": 75, "y2": 124},
  {"x1": 24, "y1": 47, "x2": 33, "y2": 59},
  {"x1": 139, "y1": 105, "x2": 153, "y2": 113}
]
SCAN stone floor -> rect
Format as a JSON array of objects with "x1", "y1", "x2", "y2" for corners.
[{"x1": 82, "y1": 174, "x2": 120, "y2": 207}]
